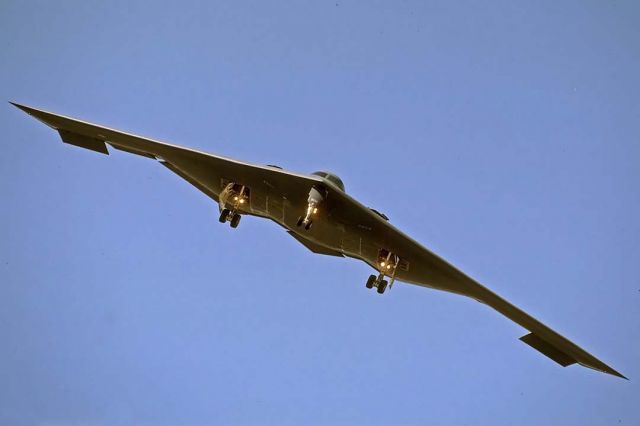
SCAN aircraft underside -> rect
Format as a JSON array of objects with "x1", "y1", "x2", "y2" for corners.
[
  {"x1": 215, "y1": 179, "x2": 405, "y2": 294},
  {"x1": 11, "y1": 102, "x2": 626, "y2": 379}
]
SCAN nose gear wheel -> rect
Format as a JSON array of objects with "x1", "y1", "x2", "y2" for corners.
[{"x1": 296, "y1": 185, "x2": 326, "y2": 231}]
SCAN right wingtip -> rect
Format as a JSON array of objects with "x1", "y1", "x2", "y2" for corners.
[
  {"x1": 580, "y1": 362, "x2": 628, "y2": 380},
  {"x1": 607, "y1": 369, "x2": 628, "y2": 380},
  {"x1": 520, "y1": 332, "x2": 627, "y2": 380}
]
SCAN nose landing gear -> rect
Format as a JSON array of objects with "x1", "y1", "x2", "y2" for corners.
[
  {"x1": 296, "y1": 186, "x2": 326, "y2": 231},
  {"x1": 218, "y1": 182, "x2": 249, "y2": 228},
  {"x1": 366, "y1": 249, "x2": 399, "y2": 294}
]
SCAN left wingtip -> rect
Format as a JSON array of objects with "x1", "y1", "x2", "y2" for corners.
[
  {"x1": 9, "y1": 102, "x2": 61, "y2": 130},
  {"x1": 9, "y1": 101, "x2": 31, "y2": 113}
]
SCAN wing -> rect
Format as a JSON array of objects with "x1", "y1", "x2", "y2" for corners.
[
  {"x1": 12, "y1": 102, "x2": 624, "y2": 379},
  {"x1": 10, "y1": 102, "x2": 323, "y2": 221},
  {"x1": 320, "y1": 175, "x2": 626, "y2": 379}
]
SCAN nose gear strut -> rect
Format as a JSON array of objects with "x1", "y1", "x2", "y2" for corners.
[
  {"x1": 296, "y1": 186, "x2": 326, "y2": 231},
  {"x1": 218, "y1": 182, "x2": 249, "y2": 228},
  {"x1": 365, "y1": 249, "x2": 400, "y2": 294}
]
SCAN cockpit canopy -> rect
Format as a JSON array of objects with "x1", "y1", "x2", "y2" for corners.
[{"x1": 312, "y1": 171, "x2": 345, "y2": 192}]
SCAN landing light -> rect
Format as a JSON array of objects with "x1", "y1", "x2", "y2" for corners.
[
  {"x1": 313, "y1": 208, "x2": 318, "y2": 214},
  {"x1": 239, "y1": 199, "x2": 245, "y2": 204},
  {"x1": 386, "y1": 264, "x2": 391, "y2": 270},
  {"x1": 380, "y1": 262, "x2": 385, "y2": 267},
  {"x1": 234, "y1": 196, "x2": 238, "y2": 201}
]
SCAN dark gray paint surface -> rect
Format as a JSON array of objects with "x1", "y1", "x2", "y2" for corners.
[{"x1": 12, "y1": 102, "x2": 625, "y2": 379}]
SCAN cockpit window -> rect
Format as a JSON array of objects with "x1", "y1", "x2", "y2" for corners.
[
  {"x1": 326, "y1": 174, "x2": 345, "y2": 192},
  {"x1": 312, "y1": 171, "x2": 345, "y2": 192}
]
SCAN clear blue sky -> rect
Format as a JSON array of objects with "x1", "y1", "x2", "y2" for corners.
[{"x1": 1, "y1": 1, "x2": 639, "y2": 424}]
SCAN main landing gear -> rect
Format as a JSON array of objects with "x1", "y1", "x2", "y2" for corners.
[
  {"x1": 366, "y1": 249, "x2": 400, "y2": 294},
  {"x1": 219, "y1": 209, "x2": 242, "y2": 228},
  {"x1": 218, "y1": 182, "x2": 250, "y2": 228},
  {"x1": 296, "y1": 185, "x2": 326, "y2": 231}
]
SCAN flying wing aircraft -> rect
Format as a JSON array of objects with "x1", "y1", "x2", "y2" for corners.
[{"x1": 11, "y1": 102, "x2": 625, "y2": 379}]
